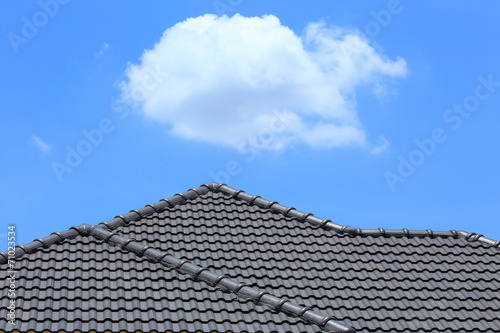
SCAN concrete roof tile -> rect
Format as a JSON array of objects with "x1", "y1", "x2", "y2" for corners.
[{"x1": 0, "y1": 183, "x2": 499, "y2": 332}]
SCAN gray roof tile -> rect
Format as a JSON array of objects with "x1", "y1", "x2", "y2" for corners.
[{"x1": 1, "y1": 182, "x2": 499, "y2": 332}]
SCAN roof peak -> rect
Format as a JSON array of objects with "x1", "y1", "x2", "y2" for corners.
[
  {"x1": 1, "y1": 185, "x2": 359, "y2": 332},
  {"x1": 2, "y1": 182, "x2": 499, "y2": 333},
  {"x1": 4, "y1": 183, "x2": 499, "y2": 333},
  {"x1": 2, "y1": 182, "x2": 499, "y2": 264}
]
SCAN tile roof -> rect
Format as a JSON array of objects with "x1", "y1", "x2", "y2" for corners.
[{"x1": 1, "y1": 182, "x2": 499, "y2": 332}]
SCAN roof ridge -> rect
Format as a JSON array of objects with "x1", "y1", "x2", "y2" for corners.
[
  {"x1": 2, "y1": 182, "x2": 498, "y2": 262},
  {"x1": 87, "y1": 225, "x2": 355, "y2": 333},
  {"x1": 210, "y1": 183, "x2": 500, "y2": 249},
  {"x1": 0, "y1": 222, "x2": 355, "y2": 333},
  {"x1": 0, "y1": 183, "x2": 358, "y2": 332},
  {"x1": 2, "y1": 183, "x2": 498, "y2": 332},
  {"x1": 0, "y1": 185, "x2": 211, "y2": 263},
  {"x1": 98, "y1": 184, "x2": 212, "y2": 230}
]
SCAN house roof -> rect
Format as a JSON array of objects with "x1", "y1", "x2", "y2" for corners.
[{"x1": 1, "y1": 182, "x2": 499, "y2": 333}]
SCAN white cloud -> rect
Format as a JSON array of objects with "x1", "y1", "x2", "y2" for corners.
[
  {"x1": 119, "y1": 14, "x2": 407, "y2": 150},
  {"x1": 369, "y1": 135, "x2": 391, "y2": 155},
  {"x1": 31, "y1": 135, "x2": 52, "y2": 153},
  {"x1": 96, "y1": 42, "x2": 110, "y2": 57}
]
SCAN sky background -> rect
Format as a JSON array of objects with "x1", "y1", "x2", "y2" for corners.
[{"x1": 1, "y1": 1, "x2": 500, "y2": 249}]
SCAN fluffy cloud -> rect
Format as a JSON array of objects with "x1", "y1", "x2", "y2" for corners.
[
  {"x1": 96, "y1": 42, "x2": 110, "y2": 57},
  {"x1": 31, "y1": 135, "x2": 52, "y2": 152},
  {"x1": 120, "y1": 14, "x2": 406, "y2": 150}
]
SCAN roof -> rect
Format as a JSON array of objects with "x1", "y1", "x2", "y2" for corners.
[{"x1": 1, "y1": 182, "x2": 499, "y2": 333}]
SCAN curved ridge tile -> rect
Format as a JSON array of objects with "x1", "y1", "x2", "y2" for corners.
[{"x1": 1, "y1": 183, "x2": 499, "y2": 333}]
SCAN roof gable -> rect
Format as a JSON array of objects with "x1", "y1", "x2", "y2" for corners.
[{"x1": 1, "y1": 183, "x2": 499, "y2": 332}]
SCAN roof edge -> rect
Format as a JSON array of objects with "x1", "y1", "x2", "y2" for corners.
[
  {"x1": 0, "y1": 183, "x2": 357, "y2": 332},
  {"x1": 88, "y1": 225, "x2": 356, "y2": 333},
  {"x1": 98, "y1": 184, "x2": 212, "y2": 230},
  {"x1": 0, "y1": 184, "x2": 213, "y2": 263},
  {"x1": 211, "y1": 183, "x2": 500, "y2": 249},
  {"x1": 0, "y1": 220, "x2": 356, "y2": 333},
  {"x1": 0, "y1": 224, "x2": 88, "y2": 264},
  {"x1": 2, "y1": 182, "x2": 499, "y2": 264}
]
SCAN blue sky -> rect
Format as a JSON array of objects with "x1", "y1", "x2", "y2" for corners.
[{"x1": 1, "y1": 1, "x2": 500, "y2": 249}]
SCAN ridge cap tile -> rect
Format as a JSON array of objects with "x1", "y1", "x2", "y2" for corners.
[
  {"x1": 2, "y1": 182, "x2": 500, "y2": 333},
  {"x1": 214, "y1": 183, "x2": 500, "y2": 249}
]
